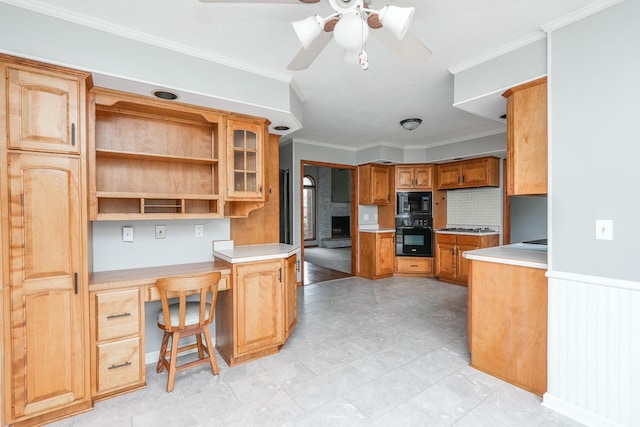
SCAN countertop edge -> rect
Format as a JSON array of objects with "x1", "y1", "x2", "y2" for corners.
[{"x1": 464, "y1": 253, "x2": 547, "y2": 269}]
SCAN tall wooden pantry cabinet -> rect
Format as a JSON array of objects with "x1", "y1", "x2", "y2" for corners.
[{"x1": 0, "y1": 55, "x2": 92, "y2": 426}]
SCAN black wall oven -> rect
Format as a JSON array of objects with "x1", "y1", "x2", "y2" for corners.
[{"x1": 396, "y1": 217, "x2": 433, "y2": 257}]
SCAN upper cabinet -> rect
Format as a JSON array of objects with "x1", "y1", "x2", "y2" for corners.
[
  {"x1": 5, "y1": 61, "x2": 87, "y2": 155},
  {"x1": 225, "y1": 118, "x2": 268, "y2": 201},
  {"x1": 89, "y1": 88, "x2": 224, "y2": 220},
  {"x1": 436, "y1": 157, "x2": 500, "y2": 190},
  {"x1": 503, "y1": 77, "x2": 548, "y2": 195},
  {"x1": 396, "y1": 165, "x2": 432, "y2": 190},
  {"x1": 359, "y1": 163, "x2": 391, "y2": 205},
  {"x1": 89, "y1": 89, "x2": 270, "y2": 220}
]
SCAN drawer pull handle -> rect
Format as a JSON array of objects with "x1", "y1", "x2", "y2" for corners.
[
  {"x1": 107, "y1": 312, "x2": 131, "y2": 319},
  {"x1": 108, "y1": 361, "x2": 132, "y2": 370},
  {"x1": 410, "y1": 264, "x2": 418, "y2": 267}
]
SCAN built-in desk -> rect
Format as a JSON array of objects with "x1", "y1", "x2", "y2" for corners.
[
  {"x1": 88, "y1": 260, "x2": 232, "y2": 400},
  {"x1": 89, "y1": 260, "x2": 233, "y2": 298}
]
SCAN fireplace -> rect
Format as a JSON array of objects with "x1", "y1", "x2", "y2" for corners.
[{"x1": 331, "y1": 216, "x2": 350, "y2": 238}]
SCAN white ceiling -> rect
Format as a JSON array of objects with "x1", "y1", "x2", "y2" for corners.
[{"x1": 6, "y1": 0, "x2": 597, "y2": 151}]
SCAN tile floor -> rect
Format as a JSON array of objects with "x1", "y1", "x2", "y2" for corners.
[{"x1": 49, "y1": 276, "x2": 584, "y2": 427}]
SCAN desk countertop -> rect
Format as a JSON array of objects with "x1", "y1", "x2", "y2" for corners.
[
  {"x1": 90, "y1": 260, "x2": 232, "y2": 290},
  {"x1": 213, "y1": 243, "x2": 299, "y2": 264}
]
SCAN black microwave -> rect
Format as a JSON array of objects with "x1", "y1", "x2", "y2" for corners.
[{"x1": 397, "y1": 192, "x2": 432, "y2": 216}]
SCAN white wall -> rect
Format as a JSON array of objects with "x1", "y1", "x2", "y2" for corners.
[{"x1": 545, "y1": 1, "x2": 640, "y2": 426}]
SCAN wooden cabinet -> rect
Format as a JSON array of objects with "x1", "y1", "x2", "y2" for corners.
[
  {"x1": 6, "y1": 63, "x2": 84, "y2": 155},
  {"x1": 225, "y1": 118, "x2": 268, "y2": 201},
  {"x1": 359, "y1": 164, "x2": 391, "y2": 205},
  {"x1": 284, "y1": 254, "x2": 298, "y2": 339},
  {"x1": 89, "y1": 88, "x2": 224, "y2": 220},
  {"x1": 216, "y1": 256, "x2": 295, "y2": 366},
  {"x1": 436, "y1": 157, "x2": 500, "y2": 190},
  {"x1": 395, "y1": 256, "x2": 433, "y2": 276},
  {"x1": 435, "y1": 233, "x2": 499, "y2": 285},
  {"x1": 396, "y1": 165, "x2": 432, "y2": 190},
  {"x1": 503, "y1": 77, "x2": 548, "y2": 195},
  {"x1": 468, "y1": 260, "x2": 547, "y2": 395},
  {"x1": 90, "y1": 288, "x2": 145, "y2": 399},
  {"x1": 359, "y1": 231, "x2": 395, "y2": 279},
  {"x1": 1, "y1": 56, "x2": 92, "y2": 426}
]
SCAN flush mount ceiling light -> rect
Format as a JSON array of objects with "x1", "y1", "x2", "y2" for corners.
[
  {"x1": 152, "y1": 90, "x2": 178, "y2": 100},
  {"x1": 400, "y1": 118, "x2": 422, "y2": 131}
]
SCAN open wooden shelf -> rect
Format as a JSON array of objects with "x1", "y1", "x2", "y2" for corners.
[{"x1": 90, "y1": 89, "x2": 223, "y2": 220}]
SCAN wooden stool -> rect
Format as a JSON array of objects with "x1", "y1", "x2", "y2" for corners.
[{"x1": 155, "y1": 271, "x2": 221, "y2": 392}]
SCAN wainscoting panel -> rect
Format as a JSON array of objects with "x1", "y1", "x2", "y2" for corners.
[{"x1": 544, "y1": 272, "x2": 639, "y2": 427}]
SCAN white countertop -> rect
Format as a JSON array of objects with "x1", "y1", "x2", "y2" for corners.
[
  {"x1": 213, "y1": 243, "x2": 298, "y2": 264},
  {"x1": 359, "y1": 228, "x2": 395, "y2": 233},
  {"x1": 462, "y1": 243, "x2": 548, "y2": 269}
]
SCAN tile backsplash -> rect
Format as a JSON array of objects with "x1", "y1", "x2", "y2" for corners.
[{"x1": 447, "y1": 188, "x2": 502, "y2": 226}]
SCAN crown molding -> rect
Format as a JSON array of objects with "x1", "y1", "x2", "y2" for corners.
[
  {"x1": 448, "y1": 31, "x2": 546, "y2": 75},
  {"x1": 1, "y1": 0, "x2": 294, "y2": 84},
  {"x1": 541, "y1": 0, "x2": 624, "y2": 33}
]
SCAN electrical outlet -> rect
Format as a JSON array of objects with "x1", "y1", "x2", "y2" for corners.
[
  {"x1": 122, "y1": 226, "x2": 134, "y2": 242},
  {"x1": 595, "y1": 219, "x2": 613, "y2": 240},
  {"x1": 195, "y1": 224, "x2": 204, "y2": 237},
  {"x1": 155, "y1": 225, "x2": 166, "y2": 239}
]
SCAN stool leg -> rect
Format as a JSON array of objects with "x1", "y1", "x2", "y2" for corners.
[
  {"x1": 157, "y1": 331, "x2": 169, "y2": 373},
  {"x1": 203, "y1": 328, "x2": 219, "y2": 375},
  {"x1": 167, "y1": 331, "x2": 180, "y2": 392},
  {"x1": 196, "y1": 333, "x2": 204, "y2": 360}
]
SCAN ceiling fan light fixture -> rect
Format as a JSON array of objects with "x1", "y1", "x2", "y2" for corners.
[
  {"x1": 333, "y1": 12, "x2": 369, "y2": 50},
  {"x1": 400, "y1": 118, "x2": 422, "y2": 131},
  {"x1": 292, "y1": 15, "x2": 324, "y2": 49},
  {"x1": 378, "y1": 5, "x2": 415, "y2": 40}
]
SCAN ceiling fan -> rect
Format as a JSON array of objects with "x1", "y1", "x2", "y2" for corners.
[{"x1": 198, "y1": 0, "x2": 432, "y2": 71}]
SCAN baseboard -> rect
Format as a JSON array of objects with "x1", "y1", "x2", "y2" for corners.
[{"x1": 543, "y1": 393, "x2": 623, "y2": 427}]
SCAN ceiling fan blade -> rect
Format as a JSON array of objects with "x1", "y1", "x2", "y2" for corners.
[
  {"x1": 198, "y1": 0, "x2": 314, "y2": 3},
  {"x1": 374, "y1": 30, "x2": 432, "y2": 65},
  {"x1": 287, "y1": 32, "x2": 332, "y2": 71}
]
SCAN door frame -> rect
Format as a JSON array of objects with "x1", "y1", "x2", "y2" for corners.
[{"x1": 300, "y1": 160, "x2": 359, "y2": 285}]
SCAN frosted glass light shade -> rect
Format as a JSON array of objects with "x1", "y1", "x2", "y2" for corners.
[
  {"x1": 292, "y1": 15, "x2": 324, "y2": 49},
  {"x1": 379, "y1": 5, "x2": 415, "y2": 40},
  {"x1": 333, "y1": 13, "x2": 369, "y2": 50}
]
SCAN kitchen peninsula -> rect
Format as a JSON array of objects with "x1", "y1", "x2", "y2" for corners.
[
  {"x1": 212, "y1": 242, "x2": 299, "y2": 366},
  {"x1": 464, "y1": 243, "x2": 548, "y2": 396}
]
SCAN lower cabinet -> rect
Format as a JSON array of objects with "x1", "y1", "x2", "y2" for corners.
[
  {"x1": 359, "y1": 231, "x2": 395, "y2": 280},
  {"x1": 395, "y1": 256, "x2": 433, "y2": 276},
  {"x1": 468, "y1": 260, "x2": 548, "y2": 395},
  {"x1": 435, "y1": 233, "x2": 499, "y2": 285},
  {"x1": 284, "y1": 254, "x2": 298, "y2": 338},
  {"x1": 215, "y1": 255, "x2": 296, "y2": 366},
  {"x1": 90, "y1": 288, "x2": 146, "y2": 399}
]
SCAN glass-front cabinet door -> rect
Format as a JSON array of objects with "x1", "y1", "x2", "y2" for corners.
[{"x1": 226, "y1": 119, "x2": 265, "y2": 200}]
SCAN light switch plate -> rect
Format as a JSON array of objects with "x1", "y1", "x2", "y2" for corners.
[
  {"x1": 122, "y1": 226, "x2": 134, "y2": 242},
  {"x1": 195, "y1": 224, "x2": 204, "y2": 237},
  {"x1": 595, "y1": 219, "x2": 613, "y2": 240},
  {"x1": 155, "y1": 225, "x2": 166, "y2": 239}
]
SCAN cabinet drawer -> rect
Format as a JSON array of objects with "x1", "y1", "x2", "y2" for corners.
[
  {"x1": 436, "y1": 233, "x2": 457, "y2": 244},
  {"x1": 396, "y1": 257, "x2": 433, "y2": 273},
  {"x1": 456, "y1": 235, "x2": 481, "y2": 246},
  {"x1": 96, "y1": 289, "x2": 140, "y2": 341},
  {"x1": 97, "y1": 338, "x2": 142, "y2": 394}
]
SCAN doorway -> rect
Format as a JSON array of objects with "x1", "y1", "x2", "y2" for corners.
[{"x1": 300, "y1": 161, "x2": 358, "y2": 285}]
